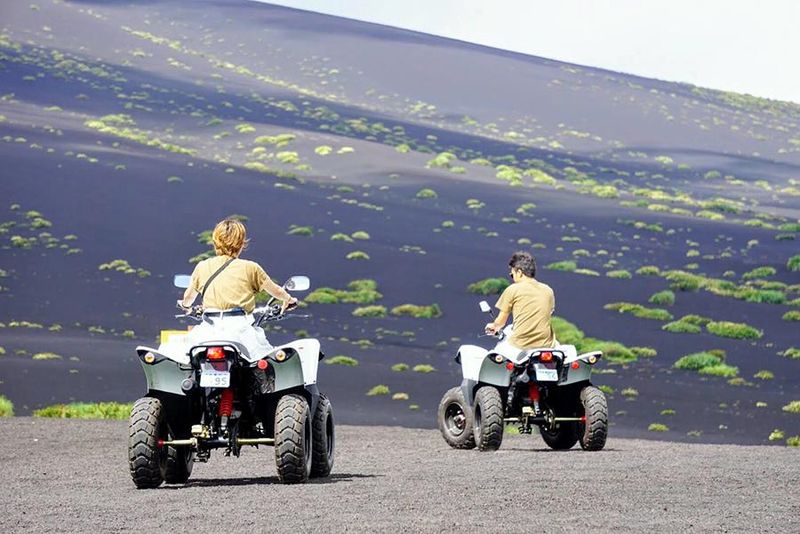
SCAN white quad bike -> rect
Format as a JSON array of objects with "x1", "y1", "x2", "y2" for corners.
[
  {"x1": 128, "y1": 275, "x2": 334, "y2": 487},
  {"x1": 438, "y1": 300, "x2": 608, "y2": 452}
]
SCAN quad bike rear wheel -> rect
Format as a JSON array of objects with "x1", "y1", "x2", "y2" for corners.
[
  {"x1": 310, "y1": 394, "x2": 335, "y2": 478},
  {"x1": 165, "y1": 443, "x2": 194, "y2": 483},
  {"x1": 473, "y1": 386, "x2": 504, "y2": 451},
  {"x1": 437, "y1": 387, "x2": 476, "y2": 449},
  {"x1": 128, "y1": 397, "x2": 168, "y2": 489},
  {"x1": 578, "y1": 386, "x2": 608, "y2": 451},
  {"x1": 540, "y1": 418, "x2": 579, "y2": 450},
  {"x1": 274, "y1": 394, "x2": 312, "y2": 483}
]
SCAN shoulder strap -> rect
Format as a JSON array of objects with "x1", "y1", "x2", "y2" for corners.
[{"x1": 201, "y1": 258, "x2": 235, "y2": 300}]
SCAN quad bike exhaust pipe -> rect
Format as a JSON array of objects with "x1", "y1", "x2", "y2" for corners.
[
  {"x1": 158, "y1": 437, "x2": 275, "y2": 448},
  {"x1": 504, "y1": 416, "x2": 587, "y2": 424}
]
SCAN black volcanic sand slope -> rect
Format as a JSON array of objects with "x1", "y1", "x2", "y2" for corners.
[
  {"x1": 1, "y1": 419, "x2": 799, "y2": 533},
  {"x1": 1, "y1": 1, "x2": 799, "y2": 445}
]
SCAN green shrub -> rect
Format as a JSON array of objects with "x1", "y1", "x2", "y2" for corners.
[
  {"x1": 681, "y1": 314, "x2": 712, "y2": 326},
  {"x1": 254, "y1": 133, "x2": 295, "y2": 146},
  {"x1": 325, "y1": 355, "x2": 358, "y2": 366},
  {"x1": 546, "y1": 260, "x2": 577, "y2": 272},
  {"x1": 665, "y1": 270, "x2": 702, "y2": 291},
  {"x1": 412, "y1": 364, "x2": 436, "y2": 373},
  {"x1": 391, "y1": 303, "x2": 442, "y2": 318},
  {"x1": 782, "y1": 401, "x2": 800, "y2": 414},
  {"x1": 352, "y1": 305, "x2": 387, "y2": 317},
  {"x1": 351, "y1": 231, "x2": 370, "y2": 240},
  {"x1": 551, "y1": 317, "x2": 584, "y2": 345},
  {"x1": 660, "y1": 409, "x2": 676, "y2": 416},
  {"x1": 330, "y1": 233, "x2": 354, "y2": 242},
  {"x1": 583, "y1": 340, "x2": 636, "y2": 363},
  {"x1": 769, "y1": 429, "x2": 785, "y2": 441},
  {"x1": 604, "y1": 302, "x2": 673, "y2": 321},
  {"x1": 649, "y1": 290, "x2": 675, "y2": 306},
  {"x1": 648, "y1": 423, "x2": 669, "y2": 432},
  {"x1": 621, "y1": 388, "x2": 639, "y2": 398},
  {"x1": 674, "y1": 352, "x2": 722, "y2": 370},
  {"x1": 392, "y1": 392, "x2": 410, "y2": 401},
  {"x1": 754, "y1": 370, "x2": 774, "y2": 380},
  {"x1": 315, "y1": 145, "x2": 332, "y2": 155},
  {"x1": 782, "y1": 347, "x2": 800, "y2": 359},
  {"x1": 32, "y1": 352, "x2": 62, "y2": 360},
  {"x1": 345, "y1": 251, "x2": 370, "y2": 260},
  {"x1": 662, "y1": 321, "x2": 701, "y2": 334},
  {"x1": 630, "y1": 346, "x2": 657, "y2": 358},
  {"x1": 0, "y1": 395, "x2": 13, "y2": 417},
  {"x1": 782, "y1": 310, "x2": 800, "y2": 321},
  {"x1": 306, "y1": 280, "x2": 382, "y2": 304},
  {"x1": 287, "y1": 225, "x2": 313, "y2": 236},
  {"x1": 788, "y1": 255, "x2": 800, "y2": 272},
  {"x1": 33, "y1": 402, "x2": 132, "y2": 419},
  {"x1": 606, "y1": 270, "x2": 632, "y2": 279},
  {"x1": 698, "y1": 364, "x2": 739, "y2": 378},
  {"x1": 597, "y1": 385, "x2": 614, "y2": 395},
  {"x1": 787, "y1": 436, "x2": 800, "y2": 447},
  {"x1": 705, "y1": 321, "x2": 762, "y2": 339},
  {"x1": 366, "y1": 385, "x2": 390, "y2": 396},
  {"x1": 636, "y1": 265, "x2": 661, "y2": 276},
  {"x1": 467, "y1": 278, "x2": 510, "y2": 295},
  {"x1": 742, "y1": 266, "x2": 776, "y2": 280},
  {"x1": 391, "y1": 363, "x2": 409, "y2": 372},
  {"x1": 415, "y1": 188, "x2": 437, "y2": 199}
]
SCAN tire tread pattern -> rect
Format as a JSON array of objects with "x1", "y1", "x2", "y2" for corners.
[
  {"x1": 437, "y1": 387, "x2": 476, "y2": 449},
  {"x1": 310, "y1": 394, "x2": 335, "y2": 478},
  {"x1": 274, "y1": 394, "x2": 310, "y2": 484},
  {"x1": 128, "y1": 397, "x2": 165, "y2": 489},
  {"x1": 580, "y1": 386, "x2": 608, "y2": 451},
  {"x1": 474, "y1": 387, "x2": 504, "y2": 451}
]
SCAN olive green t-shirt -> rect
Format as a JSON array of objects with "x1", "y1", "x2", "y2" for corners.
[
  {"x1": 190, "y1": 255, "x2": 270, "y2": 313},
  {"x1": 495, "y1": 278, "x2": 555, "y2": 348}
]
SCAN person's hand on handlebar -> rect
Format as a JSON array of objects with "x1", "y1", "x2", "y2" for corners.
[
  {"x1": 281, "y1": 296, "x2": 298, "y2": 314},
  {"x1": 485, "y1": 322, "x2": 501, "y2": 336}
]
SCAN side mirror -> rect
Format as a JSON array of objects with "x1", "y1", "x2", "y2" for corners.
[
  {"x1": 284, "y1": 275, "x2": 310, "y2": 292},
  {"x1": 479, "y1": 300, "x2": 492, "y2": 313},
  {"x1": 174, "y1": 274, "x2": 191, "y2": 289}
]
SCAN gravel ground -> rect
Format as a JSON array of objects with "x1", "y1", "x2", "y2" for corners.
[{"x1": 1, "y1": 418, "x2": 798, "y2": 533}]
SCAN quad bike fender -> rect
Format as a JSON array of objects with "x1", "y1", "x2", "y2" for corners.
[
  {"x1": 135, "y1": 346, "x2": 192, "y2": 396},
  {"x1": 457, "y1": 345, "x2": 513, "y2": 389},
  {"x1": 271, "y1": 338, "x2": 321, "y2": 391},
  {"x1": 561, "y1": 346, "x2": 602, "y2": 385}
]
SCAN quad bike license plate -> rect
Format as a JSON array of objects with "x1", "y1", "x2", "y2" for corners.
[
  {"x1": 200, "y1": 370, "x2": 231, "y2": 388},
  {"x1": 533, "y1": 364, "x2": 558, "y2": 382}
]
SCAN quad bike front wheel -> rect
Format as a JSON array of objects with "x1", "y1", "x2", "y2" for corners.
[
  {"x1": 578, "y1": 386, "x2": 608, "y2": 451},
  {"x1": 274, "y1": 394, "x2": 312, "y2": 483},
  {"x1": 473, "y1": 386, "x2": 504, "y2": 451},
  {"x1": 437, "y1": 387, "x2": 476, "y2": 449},
  {"x1": 128, "y1": 397, "x2": 168, "y2": 489},
  {"x1": 310, "y1": 394, "x2": 335, "y2": 478}
]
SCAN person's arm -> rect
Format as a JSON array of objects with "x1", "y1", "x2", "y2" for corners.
[
  {"x1": 485, "y1": 309, "x2": 510, "y2": 335},
  {"x1": 179, "y1": 286, "x2": 199, "y2": 309},
  {"x1": 486, "y1": 286, "x2": 514, "y2": 335},
  {"x1": 177, "y1": 266, "x2": 201, "y2": 310},
  {"x1": 261, "y1": 276, "x2": 297, "y2": 312}
]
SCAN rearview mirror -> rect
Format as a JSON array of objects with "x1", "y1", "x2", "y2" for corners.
[
  {"x1": 174, "y1": 274, "x2": 191, "y2": 289},
  {"x1": 284, "y1": 275, "x2": 310, "y2": 292},
  {"x1": 479, "y1": 301, "x2": 492, "y2": 313}
]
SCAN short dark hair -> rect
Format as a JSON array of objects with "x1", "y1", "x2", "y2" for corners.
[{"x1": 509, "y1": 251, "x2": 536, "y2": 278}]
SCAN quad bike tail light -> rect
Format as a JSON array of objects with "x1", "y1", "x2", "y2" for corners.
[
  {"x1": 571, "y1": 361, "x2": 580, "y2": 370},
  {"x1": 257, "y1": 359, "x2": 269, "y2": 370},
  {"x1": 206, "y1": 346, "x2": 226, "y2": 360},
  {"x1": 540, "y1": 351, "x2": 553, "y2": 363}
]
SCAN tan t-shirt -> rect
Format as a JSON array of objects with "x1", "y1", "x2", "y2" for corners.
[
  {"x1": 495, "y1": 278, "x2": 555, "y2": 348},
  {"x1": 190, "y1": 255, "x2": 269, "y2": 313}
]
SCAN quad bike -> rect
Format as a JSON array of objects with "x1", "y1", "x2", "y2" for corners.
[
  {"x1": 128, "y1": 275, "x2": 334, "y2": 487},
  {"x1": 438, "y1": 300, "x2": 608, "y2": 451}
]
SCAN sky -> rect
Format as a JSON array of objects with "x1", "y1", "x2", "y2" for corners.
[{"x1": 262, "y1": 0, "x2": 800, "y2": 104}]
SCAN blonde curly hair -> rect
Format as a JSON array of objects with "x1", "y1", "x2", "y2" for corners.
[{"x1": 212, "y1": 218, "x2": 249, "y2": 257}]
